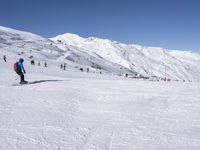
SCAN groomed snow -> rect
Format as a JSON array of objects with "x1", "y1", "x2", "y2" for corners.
[{"x1": 1, "y1": 60, "x2": 200, "y2": 150}]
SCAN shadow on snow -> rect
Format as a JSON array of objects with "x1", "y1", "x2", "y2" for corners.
[
  {"x1": 12, "y1": 80, "x2": 68, "y2": 86},
  {"x1": 28, "y1": 80, "x2": 65, "y2": 84}
]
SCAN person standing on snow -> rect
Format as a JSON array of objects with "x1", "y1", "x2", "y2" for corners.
[
  {"x1": 63, "y1": 64, "x2": 66, "y2": 70},
  {"x1": 44, "y1": 62, "x2": 47, "y2": 67},
  {"x1": 3, "y1": 55, "x2": 7, "y2": 62},
  {"x1": 14, "y1": 58, "x2": 28, "y2": 84},
  {"x1": 60, "y1": 64, "x2": 63, "y2": 69}
]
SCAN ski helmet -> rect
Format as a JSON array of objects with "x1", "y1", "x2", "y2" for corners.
[{"x1": 19, "y1": 58, "x2": 24, "y2": 63}]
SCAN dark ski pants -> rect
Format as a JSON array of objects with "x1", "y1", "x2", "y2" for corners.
[{"x1": 16, "y1": 71, "x2": 25, "y2": 83}]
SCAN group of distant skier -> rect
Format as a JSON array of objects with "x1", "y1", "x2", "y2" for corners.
[
  {"x1": 2, "y1": 54, "x2": 103, "y2": 85},
  {"x1": 60, "y1": 63, "x2": 66, "y2": 70},
  {"x1": 30, "y1": 59, "x2": 47, "y2": 67}
]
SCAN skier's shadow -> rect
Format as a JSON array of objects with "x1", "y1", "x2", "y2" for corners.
[{"x1": 28, "y1": 79, "x2": 66, "y2": 85}]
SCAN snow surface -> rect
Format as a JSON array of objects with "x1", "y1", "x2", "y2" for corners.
[
  {"x1": 1, "y1": 58, "x2": 200, "y2": 150},
  {"x1": 1, "y1": 25, "x2": 200, "y2": 149}
]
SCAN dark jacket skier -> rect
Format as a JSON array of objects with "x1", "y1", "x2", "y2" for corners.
[
  {"x1": 3, "y1": 55, "x2": 6, "y2": 62},
  {"x1": 63, "y1": 64, "x2": 66, "y2": 70}
]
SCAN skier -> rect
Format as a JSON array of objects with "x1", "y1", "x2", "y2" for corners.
[
  {"x1": 30, "y1": 60, "x2": 35, "y2": 65},
  {"x1": 14, "y1": 58, "x2": 28, "y2": 84},
  {"x1": 63, "y1": 64, "x2": 66, "y2": 70},
  {"x1": 3, "y1": 55, "x2": 7, "y2": 62},
  {"x1": 60, "y1": 64, "x2": 63, "y2": 69},
  {"x1": 44, "y1": 62, "x2": 47, "y2": 67}
]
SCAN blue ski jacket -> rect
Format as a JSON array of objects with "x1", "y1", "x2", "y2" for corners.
[{"x1": 17, "y1": 62, "x2": 25, "y2": 73}]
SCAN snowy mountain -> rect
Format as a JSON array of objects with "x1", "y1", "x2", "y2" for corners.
[
  {"x1": 1, "y1": 25, "x2": 200, "y2": 81},
  {"x1": 0, "y1": 26, "x2": 131, "y2": 74},
  {"x1": 0, "y1": 26, "x2": 65, "y2": 62},
  {"x1": 51, "y1": 33, "x2": 200, "y2": 81}
]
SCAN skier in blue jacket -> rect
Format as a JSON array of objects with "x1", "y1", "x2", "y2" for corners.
[{"x1": 15, "y1": 58, "x2": 28, "y2": 84}]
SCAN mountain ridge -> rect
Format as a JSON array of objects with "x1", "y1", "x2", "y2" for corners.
[
  {"x1": 1, "y1": 25, "x2": 200, "y2": 81},
  {"x1": 51, "y1": 32, "x2": 200, "y2": 81}
]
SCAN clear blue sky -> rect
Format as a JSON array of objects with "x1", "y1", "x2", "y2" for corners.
[{"x1": 0, "y1": 0, "x2": 200, "y2": 52}]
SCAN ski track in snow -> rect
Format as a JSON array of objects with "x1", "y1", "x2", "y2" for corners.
[{"x1": 1, "y1": 61, "x2": 200, "y2": 150}]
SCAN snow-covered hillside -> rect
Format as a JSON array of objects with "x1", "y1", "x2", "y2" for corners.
[
  {"x1": 51, "y1": 33, "x2": 200, "y2": 81},
  {"x1": 0, "y1": 26, "x2": 65, "y2": 62},
  {"x1": 1, "y1": 25, "x2": 200, "y2": 81},
  {"x1": 0, "y1": 26, "x2": 132, "y2": 75}
]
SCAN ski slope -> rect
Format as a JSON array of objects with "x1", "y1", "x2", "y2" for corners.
[
  {"x1": 1, "y1": 25, "x2": 200, "y2": 149},
  {"x1": 1, "y1": 59, "x2": 200, "y2": 150},
  {"x1": 1, "y1": 25, "x2": 200, "y2": 81}
]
